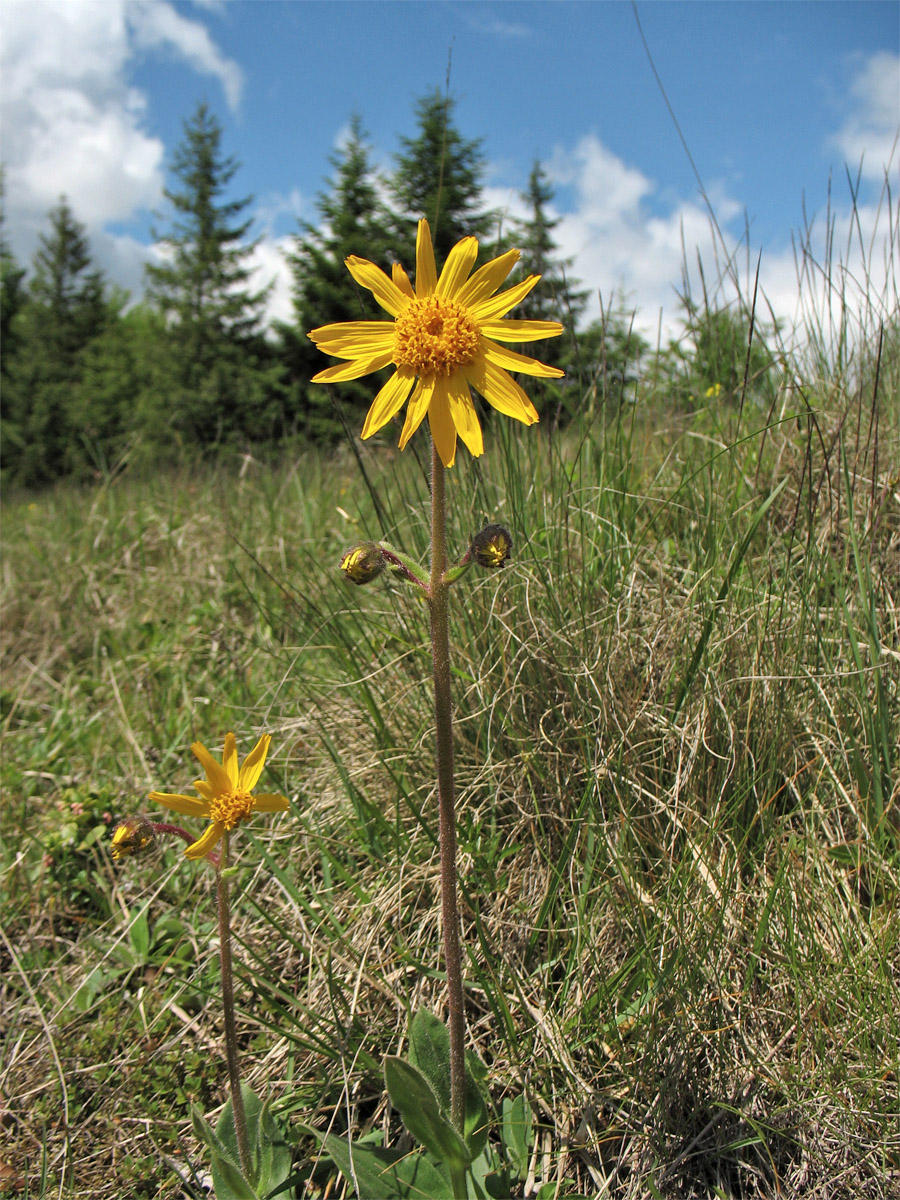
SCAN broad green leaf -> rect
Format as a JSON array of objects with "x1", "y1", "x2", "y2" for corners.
[
  {"x1": 301, "y1": 1124, "x2": 453, "y2": 1200},
  {"x1": 501, "y1": 1095, "x2": 532, "y2": 1179},
  {"x1": 384, "y1": 1056, "x2": 470, "y2": 1170},
  {"x1": 408, "y1": 1010, "x2": 490, "y2": 1156},
  {"x1": 192, "y1": 1104, "x2": 260, "y2": 1200}
]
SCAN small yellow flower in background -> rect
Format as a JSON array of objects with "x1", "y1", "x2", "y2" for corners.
[
  {"x1": 705, "y1": 382, "x2": 723, "y2": 399},
  {"x1": 150, "y1": 733, "x2": 289, "y2": 860},
  {"x1": 111, "y1": 816, "x2": 157, "y2": 859},
  {"x1": 308, "y1": 218, "x2": 564, "y2": 468}
]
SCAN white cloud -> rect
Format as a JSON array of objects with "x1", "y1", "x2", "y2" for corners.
[
  {"x1": 247, "y1": 235, "x2": 295, "y2": 331},
  {"x1": 0, "y1": 0, "x2": 241, "y2": 283},
  {"x1": 831, "y1": 51, "x2": 900, "y2": 183},
  {"x1": 127, "y1": 0, "x2": 243, "y2": 112}
]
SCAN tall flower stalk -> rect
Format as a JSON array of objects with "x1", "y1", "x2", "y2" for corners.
[
  {"x1": 215, "y1": 831, "x2": 251, "y2": 1174},
  {"x1": 428, "y1": 443, "x2": 466, "y2": 1131},
  {"x1": 311, "y1": 218, "x2": 563, "y2": 1151}
]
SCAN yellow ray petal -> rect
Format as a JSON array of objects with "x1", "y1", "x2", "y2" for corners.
[
  {"x1": 479, "y1": 318, "x2": 564, "y2": 343},
  {"x1": 472, "y1": 274, "x2": 540, "y2": 322},
  {"x1": 148, "y1": 790, "x2": 210, "y2": 818},
  {"x1": 454, "y1": 248, "x2": 521, "y2": 308},
  {"x1": 194, "y1": 779, "x2": 215, "y2": 803},
  {"x1": 392, "y1": 262, "x2": 414, "y2": 299},
  {"x1": 436, "y1": 236, "x2": 478, "y2": 299},
  {"x1": 252, "y1": 793, "x2": 291, "y2": 812},
  {"x1": 447, "y1": 379, "x2": 484, "y2": 458},
  {"x1": 346, "y1": 256, "x2": 409, "y2": 316},
  {"x1": 466, "y1": 359, "x2": 540, "y2": 425},
  {"x1": 184, "y1": 821, "x2": 225, "y2": 860},
  {"x1": 427, "y1": 380, "x2": 457, "y2": 467},
  {"x1": 191, "y1": 741, "x2": 232, "y2": 796},
  {"x1": 311, "y1": 351, "x2": 394, "y2": 384},
  {"x1": 482, "y1": 339, "x2": 566, "y2": 378},
  {"x1": 398, "y1": 377, "x2": 435, "y2": 450},
  {"x1": 308, "y1": 321, "x2": 394, "y2": 355},
  {"x1": 361, "y1": 368, "x2": 417, "y2": 439},
  {"x1": 222, "y1": 732, "x2": 238, "y2": 787},
  {"x1": 415, "y1": 219, "x2": 437, "y2": 297},
  {"x1": 239, "y1": 733, "x2": 271, "y2": 791}
]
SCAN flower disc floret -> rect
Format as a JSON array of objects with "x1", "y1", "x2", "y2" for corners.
[
  {"x1": 210, "y1": 788, "x2": 255, "y2": 830},
  {"x1": 393, "y1": 296, "x2": 480, "y2": 377},
  {"x1": 308, "y1": 218, "x2": 565, "y2": 467}
]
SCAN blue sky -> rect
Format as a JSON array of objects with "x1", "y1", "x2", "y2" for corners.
[{"x1": 3, "y1": 0, "x2": 898, "y2": 342}]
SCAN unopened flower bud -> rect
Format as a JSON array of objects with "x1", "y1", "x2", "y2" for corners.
[
  {"x1": 340, "y1": 542, "x2": 386, "y2": 584},
  {"x1": 111, "y1": 816, "x2": 157, "y2": 859},
  {"x1": 471, "y1": 524, "x2": 513, "y2": 569}
]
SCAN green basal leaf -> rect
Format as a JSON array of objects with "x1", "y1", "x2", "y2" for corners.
[
  {"x1": 194, "y1": 1085, "x2": 292, "y2": 1200},
  {"x1": 254, "y1": 1093, "x2": 293, "y2": 1197},
  {"x1": 407, "y1": 1010, "x2": 490, "y2": 1157},
  {"x1": 384, "y1": 1056, "x2": 470, "y2": 1170},
  {"x1": 501, "y1": 1094, "x2": 532, "y2": 1180},
  {"x1": 409, "y1": 1009, "x2": 451, "y2": 1112},
  {"x1": 300, "y1": 1123, "x2": 454, "y2": 1200},
  {"x1": 192, "y1": 1103, "x2": 260, "y2": 1200}
]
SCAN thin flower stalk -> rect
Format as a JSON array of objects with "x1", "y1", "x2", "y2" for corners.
[
  {"x1": 216, "y1": 831, "x2": 251, "y2": 1176},
  {"x1": 428, "y1": 442, "x2": 466, "y2": 1133}
]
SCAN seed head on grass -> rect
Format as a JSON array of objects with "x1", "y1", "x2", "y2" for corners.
[
  {"x1": 149, "y1": 733, "x2": 289, "y2": 860},
  {"x1": 308, "y1": 217, "x2": 565, "y2": 467}
]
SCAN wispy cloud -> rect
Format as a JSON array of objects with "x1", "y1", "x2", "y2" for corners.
[{"x1": 128, "y1": 0, "x2": 244, "y2": 112}]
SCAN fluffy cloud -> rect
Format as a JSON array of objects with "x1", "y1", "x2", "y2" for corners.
[
  {"x1": 1, "y1": 0, "x2": 242, "y2": 284},
  {"x1": 831, "y1": 51, "x2": 900, "y2": 183}
]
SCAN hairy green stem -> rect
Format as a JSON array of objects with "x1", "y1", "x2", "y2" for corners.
[
  {"x1": 217, "y1": 831, "x2": 252, "y2": 1177},
  {"x1": 428, "y1": 442, "x2": 467, "y2": 1141}
]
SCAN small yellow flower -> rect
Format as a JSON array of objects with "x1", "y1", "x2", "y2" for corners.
[
  {"x1": 150, "y1": 733, "x2": 289, "y2": 860},
  {"x1": 705, "y1": 382, "x2": 722, "y2": 399},
  {"x1": 111, "y1": 816, "x2": 157, "y2": 859},
  {"x1": 308, "y1": 219, "x2": 564, "y2": 467}
]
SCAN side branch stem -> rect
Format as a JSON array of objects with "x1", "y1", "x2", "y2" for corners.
[
  {"x1": 217, "y1": 832, "x2": 251, "y2": 1176},
  {"x1": 428, "y1": 442, "x2": 466, "y2": 1139}
]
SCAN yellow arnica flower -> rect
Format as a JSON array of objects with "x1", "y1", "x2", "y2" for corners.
[
  {"x1": 149, "y1": 733, "x2": 289, "y2": 861},
  {"x1": 308, "y1": 218, "x2": 565, "y2": 467}
]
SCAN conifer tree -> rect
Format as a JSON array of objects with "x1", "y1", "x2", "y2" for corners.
[
  {"x1": 514, "y1": 161, "x2": 646, "y2": 422},
  {"x1": 284, "y1": 115, "x2": 396, "y2": 439},
  {"x1": 145, "y1": 102, "x2": 278, "y2": 446},
  {"x1": 2, "y1": 197, "x2": 107, "y2": 483},
  {"x1": 390, "y1": 90, "x2": 496, "y2": 262},
  {"x1": 0, "y1": 174, "x2": 26, "y2": 376}
]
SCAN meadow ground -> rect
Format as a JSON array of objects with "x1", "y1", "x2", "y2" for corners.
[{"x1": 2, "y1": 267, "x2": 899, "y2": 1197}]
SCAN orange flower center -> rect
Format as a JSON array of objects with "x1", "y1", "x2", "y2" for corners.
[
  {"x1": 210, "y1": 788, "x2": 255, "y2": 830},
  {"x1": 393, "y1": 296, "x2": 480, "y2": 377}
]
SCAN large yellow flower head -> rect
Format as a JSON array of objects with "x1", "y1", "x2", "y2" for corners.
[
  {"x1": 149, "y1": 733, "x2": 289, "y2": 860},
  {"x1": 308, "y1": 218, "x2": 565, "y2": 467}
]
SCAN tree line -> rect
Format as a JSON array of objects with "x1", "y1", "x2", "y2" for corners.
[{"x1": 3, "y1": 92, "x2": 766, "y2": 489}]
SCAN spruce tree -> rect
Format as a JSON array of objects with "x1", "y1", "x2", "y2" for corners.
[
  {"x1": 145, "y1": 102, "x2": 278, "y2": 446},
  {"x1": 515, "y1": 162, "x2": 646, "y2": 422},
  {"x1": 284, "y1": 115, "x2": 397, "y2": 439},
  {"x1": 508, "y1": 162, "x2": 587, "y2": 423},
  {"x1": 390, "y1": 90, "x2": 496, "y2": 263},
  {"x1": 0, "y1": 174, "x2": 26, "y2": 376},
  {"x1": 2, "y1": 197, "x2": 107, "y2": 483}
]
